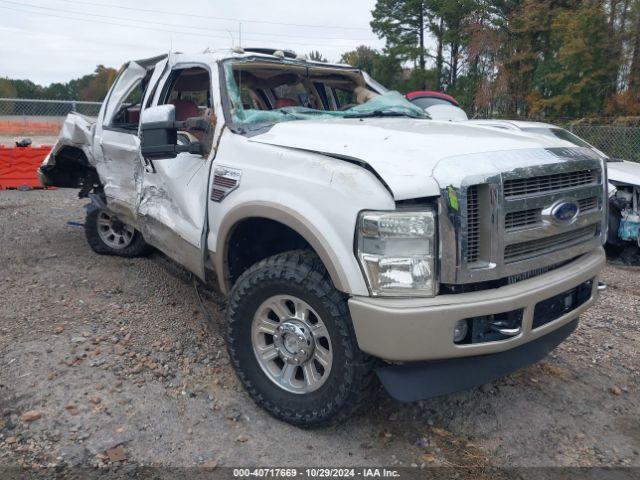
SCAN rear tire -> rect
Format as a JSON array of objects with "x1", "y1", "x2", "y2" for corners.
[
  {"x1": 84, "y1": 207, "x2": 152, "y2": 257},
  {"x1": 226, "y1": 250, "x2": 377, "y2": 427}
]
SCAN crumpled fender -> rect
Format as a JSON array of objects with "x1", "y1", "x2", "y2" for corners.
[
  {"x1": 38, "y1": 113, "x2": 98, "y2": 189},
  {"x1": 41, "y1": 112, "x2": 96, "y2": 170}
]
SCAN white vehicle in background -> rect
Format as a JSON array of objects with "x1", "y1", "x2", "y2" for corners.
[
  {"x1": 467, "y1": 120, "x2": 640, "y2": 251},
  {"x1": 406, "y1": 90, "x2": 469, "y2": 122}
]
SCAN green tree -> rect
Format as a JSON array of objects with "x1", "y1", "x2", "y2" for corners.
[
  {"x1": 1, "y1": 65, "x2": 117, "y2": 102},
  {"x1": 0, "y1": 78, "x2": 17, "y2": 98},
  {"x1": 340, "y1": 45, "x2": 379, "y2": 72},
  {"x1": 46, "y1": 82, "x2": 72, "y2": 100},
  {"x1": 626, "y1": 0, "x2": 640, "y2": 94},
  {"x1": 434, "y1": 0, "x2": 476, "y2": 89},
  {"x1": 307, "y1": 51, "x2": 327, "y2": 62},
  {"x1": 403, "y1": 67, "x2": 439, "y2": 92},
  {"x1": 10, "y1": 79, "x2": 43, "y2": 98},
  {"x1": 372, "y1": 52, "x2": 405, "y2": 90},
  {"x1": 0, "y1": 78, "x2": 17, "y2": 114},
  {"x1": 77, "y1": 65, "x2": 118, "y2": 101},
  {"x1": 372, "y1": 0, "x2": 477, "y2": 90},
  {"x1": 371, "y1": 0, "x2": 430, "y2": 86},
  {"x1": 340, "y1": 46, "x2": 404, "y2": 90},
  {"x1": 462, "y1": 0, "x2": 617, "y2": 118},
  {"x1": 535, "y1": 1, "x2": 616, "y2": 117}
]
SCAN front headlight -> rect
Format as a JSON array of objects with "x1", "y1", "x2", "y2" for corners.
[{"x1": 356, "y1": 209, "x2": 437, "y2": 297}]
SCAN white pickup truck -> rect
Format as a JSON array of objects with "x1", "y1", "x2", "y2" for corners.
[{"x1": 40, "y1": 49, "x2": 607, "y2": 427}]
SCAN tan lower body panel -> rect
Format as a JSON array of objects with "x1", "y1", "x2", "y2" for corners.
[
  {"x1": 137, "y1": 215, "x2": 205, "y2": 280},
  {"x1": 348, "y1": 247, "x2": 605, "y2": 362}
]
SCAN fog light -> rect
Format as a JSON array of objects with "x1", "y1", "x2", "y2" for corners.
[{"x1": 453, "y1": 320, "x2": 468, "y2": 343}]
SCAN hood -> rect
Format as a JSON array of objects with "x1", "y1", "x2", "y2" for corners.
[
  {"x1": 607, "y1": 160, "x2": 640, "y2": 186},
  {"x1": 249, "y1": 117, "x2": 580, "y2": 199},
  {"x1": 466, "y1": 119, "x2": 555, "y2": 129}
]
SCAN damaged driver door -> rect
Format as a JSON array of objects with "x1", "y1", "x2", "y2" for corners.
[{"x1": 136, "y1": 63, "x2": 216, "y2": 278}]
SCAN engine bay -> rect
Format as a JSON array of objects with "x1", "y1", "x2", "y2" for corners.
[{"x1": 610, "y1": 183, "x2": 640, "y2": 246}]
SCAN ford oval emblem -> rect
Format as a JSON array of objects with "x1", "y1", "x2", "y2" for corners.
[{"x1": 551, "y1": 201, "x2": 579, "y2": 223}]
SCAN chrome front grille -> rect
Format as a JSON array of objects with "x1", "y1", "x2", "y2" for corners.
[
  {"x1": 503, "y1": 169, "x2": 598, "y2": 197},
  {"x1": 466, "y1": 185, "x2": 479, "y2": 262},
  {"x1": 437, "y1": 148, "x2": 605, "y2": 286},
  {"x1": 505, "y1": 196, "x2": 600, "y2": 231},
  {"x1": 578, "y1": 196, "x2": 599, "y2": 212},
  {"x1": 499, "y1": 162, "x2": 603, "y2": 266},
  {"x1": 504, "y1": 224, "x2": 599, "y2": 263},
  {"x1": 505, "y1": 208, "x2": 540, "y2": 230},
  {"x1": 507, "y1": 260, "x2": 570, "y2": 284}
]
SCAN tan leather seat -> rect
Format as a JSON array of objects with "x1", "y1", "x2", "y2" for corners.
[
  {"x1": 171, "y1": 99, "x2": 199, "y2": 121},
  {"x1": 170, "y1": 99, "x2": 205, "y2": 142},
  {"x1": 274, "y1": 98, "x2": 299, "y2": 109}
]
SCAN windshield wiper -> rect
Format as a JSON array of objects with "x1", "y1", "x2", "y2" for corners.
[
  {"x1": 279, "y1": 107, "x2": 327, "y2": 115},
  {"x1": 344, "y1": 109, "x2": 429, "y2": 119}
]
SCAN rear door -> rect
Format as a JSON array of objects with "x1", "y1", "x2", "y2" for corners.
[{"x1": 94, "y1": 62, "x2": 149, "y2": 224}]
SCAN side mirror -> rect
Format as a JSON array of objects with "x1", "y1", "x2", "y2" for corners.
[{"x1": 140, "y1": 105, "x2": 206, "y2": 160}]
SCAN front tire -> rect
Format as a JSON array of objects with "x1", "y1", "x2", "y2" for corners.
[
  {"x1": 226, "y1": 250, "x2": 376, "y2": 427},
  {"x1": 84, "y1": 207, "x2": 152, "y2": 257}
]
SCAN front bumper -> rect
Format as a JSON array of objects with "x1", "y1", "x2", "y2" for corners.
[
  {"x1": 348, "y1": 247, "x2": 605, "y2": 362},
  {"x1": 378, "y1": 318, "x2": 578, "y2": 402}
]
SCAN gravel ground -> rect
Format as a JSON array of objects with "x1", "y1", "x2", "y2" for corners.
[{"x1": 0, "y1": 189, "x2": 638, "y2": 477}]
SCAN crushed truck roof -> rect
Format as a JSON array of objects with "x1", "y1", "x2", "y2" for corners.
[{"x1": 132, "y1": 48, "x2": 353, "y2": 69}]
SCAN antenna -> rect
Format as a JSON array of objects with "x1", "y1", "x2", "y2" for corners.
[
  {"x1": 225, "y1": 29, "x2": 235, "y2": 48},
  {"x1": 238, "y1": 21, "x2": 242, "y2": 48}
]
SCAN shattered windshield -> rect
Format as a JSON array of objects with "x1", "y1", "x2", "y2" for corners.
[{"x1": 223, "y1": 59, "x2": 427, "y2": 127}]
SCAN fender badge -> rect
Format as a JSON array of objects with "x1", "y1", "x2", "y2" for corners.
[{"x1": 211, "y1": 166, "x2": 241, "y2": 202}]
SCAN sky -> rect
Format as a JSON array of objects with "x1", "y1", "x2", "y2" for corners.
[{"x1": 0, "y1": 0, "x2": 387, "y2": 86}]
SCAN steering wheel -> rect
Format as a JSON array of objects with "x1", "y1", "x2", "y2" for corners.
[{"x1": 339, "y1": 103, "x2": 357, "y2": 111}]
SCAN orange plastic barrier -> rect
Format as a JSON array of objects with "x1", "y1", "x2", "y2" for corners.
[
  {"x1": 0, "y1": 119, "x2": 62, "y2": 136},
  {"x1": 0, "y1": 145, "x2": 53, "y2": 190}
]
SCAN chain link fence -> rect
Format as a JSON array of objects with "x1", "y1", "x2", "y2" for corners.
[
  {"x1": 0, "y1": 98, "x2": 102, "y2": 137},
  {"x1": 565, "y1": 124, "x2": 640, "y2": 162},
  {"x1": 0, "y1": 98, "x2": 101, "y2": 118}
]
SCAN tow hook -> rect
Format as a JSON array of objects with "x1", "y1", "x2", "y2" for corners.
[{"x1": 488, "y1": 320, "x2": 522, "y2": 337}]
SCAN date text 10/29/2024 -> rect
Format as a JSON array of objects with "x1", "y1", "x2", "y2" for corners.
[{"x1": 232, "y1": 468, "x2": 401, "y2": 478}]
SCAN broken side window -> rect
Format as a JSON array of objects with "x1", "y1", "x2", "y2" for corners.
[
  {"x1": 160, "y1": 66, "x2": 215, "y2": 154},
  {"x1": 107, "y1": 67, "x2": 154, "y2": 132},
  {"x1": 109, "y1": 83, "x2": 145, "y2": 131}
]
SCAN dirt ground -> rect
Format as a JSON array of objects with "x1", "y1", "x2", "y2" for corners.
[{"x1": 0, "y1": 189, "x2": 638, "y2": 477}]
